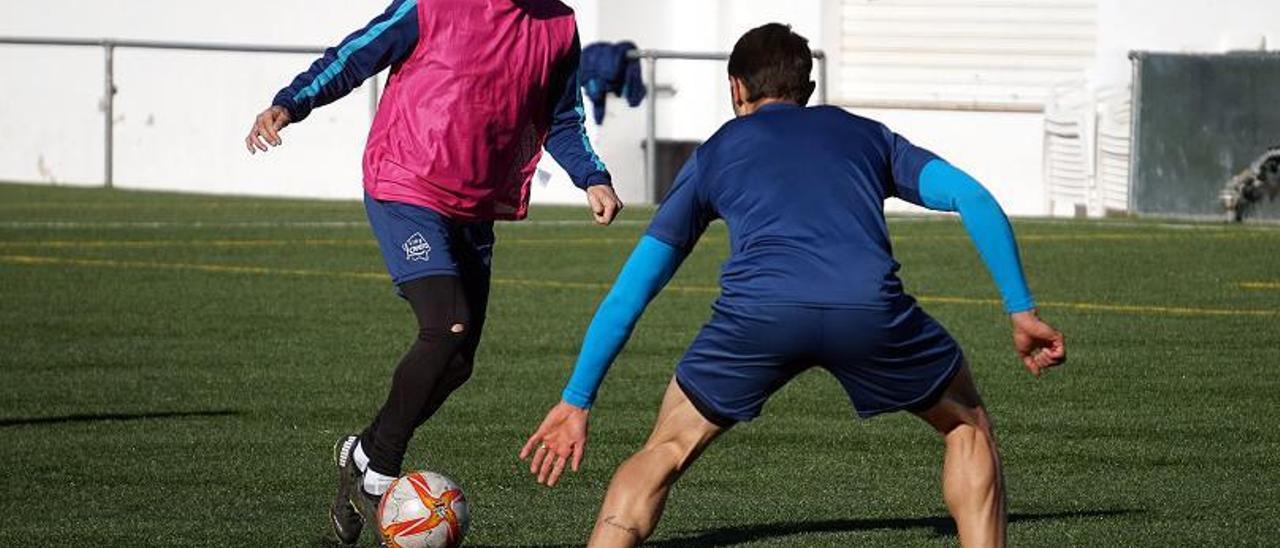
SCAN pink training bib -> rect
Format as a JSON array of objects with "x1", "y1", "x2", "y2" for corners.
[{"x1": 362, "y1": 0, "x2": 578, "y2": 221}]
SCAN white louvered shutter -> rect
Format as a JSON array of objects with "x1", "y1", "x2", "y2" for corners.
[{"x1": 839, "y1": 0, "x2": 1097, "y2": 109}]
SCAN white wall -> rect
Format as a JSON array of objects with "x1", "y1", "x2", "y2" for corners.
[
  {"x1": 1, "y1": 0, "x2": 799, "y2": 205},
  {"x1": 0, "y1": 0, "x2": 387, "y2": 199},
  {"x1": 4, "y1": 0, "x2": 1273, "y2": 215},
  {"x1": 581, "y1": 0, "x2": 1052, "y2": 215},
  {"x1": 0, "y1": 45, "x2": 104, "y2": 187},
  {"x1": 580, "y1": 0, "x2": 828, "y2": 205},
  {"x1": 859, "y1": 109, "x2": 1046, "y2": 215},
  {"x1": 0, "y1": 0, "x2": 1044, "y2": 214},
  {"x1": 1092, "y1": 0, "x2": 1279, "y2": 89}
]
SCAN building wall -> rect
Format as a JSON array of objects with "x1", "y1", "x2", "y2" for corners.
[
  {"x1": 860, "y1": 109, "x2": 1046, "y2": 215},
  {"x1": 2, "y1": 0, "x2": 1275, "y2": 217},
  {"x1": 0, "y1": 0, "x2": 1036, "y2": 211},
  {"x1": 0, "y1": 0, "x2": 388, "y2": 199},
  {"x1": 1092, "y1": 0, "x2": 1280, "y2": 89},
  {"x1": 581, "y1": 0, "x2": 828, "y2": 205},
  {"x1": 557, "y1": 0, "x2": 1050, "y2": 215},
  {"x1": 0, "y1": 0, "x2": 834, "y2": 206}
]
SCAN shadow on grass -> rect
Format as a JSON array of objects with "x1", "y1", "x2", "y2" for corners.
[
  {"x1": 643, "y1": 509, "x2": 1140, "y2": 547},
  {"x1": 0, "y1": 409, "x2": 241, "y2": 427},
  {"x1": 457, "y1": 508, "x2": 1138, "y2": 547}
]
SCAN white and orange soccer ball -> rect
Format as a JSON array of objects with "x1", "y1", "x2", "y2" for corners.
[{"x1": 378, "y1": 471, "x2": 469, "y2": 548}]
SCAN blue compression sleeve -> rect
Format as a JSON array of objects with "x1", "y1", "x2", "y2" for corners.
[
  {"x1": 918, "y1": 160, "x2": 1036, "y2": 313},
  {"x1": 561, "y1": 236, "x2": 683, "y2": 408}
]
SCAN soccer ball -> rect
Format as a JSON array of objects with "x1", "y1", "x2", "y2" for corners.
[{"x1": 378, "y1": 471, "x2": 469, "y2": 548}]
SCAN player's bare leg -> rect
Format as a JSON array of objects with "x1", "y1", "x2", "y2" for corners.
[
  {"x1": 913, "y1": 364, "x2": 1006, "y2": 548},
  {"x1": 588, "y1": 378, "x2": 726, "y2": 547}
]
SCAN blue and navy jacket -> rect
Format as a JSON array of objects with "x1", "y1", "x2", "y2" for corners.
[{"x1": 580, "y1": 41, "x2": 647, "y2": 125}]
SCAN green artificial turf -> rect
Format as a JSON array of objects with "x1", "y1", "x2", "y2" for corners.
[{"x1": 1, "y1": 182, "x2": 1278, "y2": 546}]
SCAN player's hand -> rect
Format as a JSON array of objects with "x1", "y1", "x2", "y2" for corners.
[
  {"x1": 1011, "y1": 309, "x2": 1066, "y2": 376},
  {"x1": 245, "y1": 105, "x2": 291, "y2": 154},
  {"x1": 586, "y1": 184, "x2": 624, "y2": 225},
  {"x1": 519, "y1": 401, "x2": 589, "y2": 487}
]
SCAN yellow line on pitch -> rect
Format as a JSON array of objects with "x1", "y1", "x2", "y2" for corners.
[
  {"x1": 0, "y1": 237, "x2": 676, "y2": 248},
  {"x1": 893, "y1": 295, "x2": 1274, "y2": 317},
  {"x1": 0, "y1": 254, "x2": 387, "y2": 280},
  {"x1": 895, "y1": 232, "x2": 1277, "y2": 243},
  {"x1": 1035, "y1": 300, "x2": 1275, "y2": 317},
  {"x1": 2, "y1": 254, "x2": 1275, "y2": 318},
  {"x1": 1240, "y1": 282, "x2": 1280, "y2": 290},
  {"x1": 1, "y1": 230, "x2": 1273, "y2": 249}
]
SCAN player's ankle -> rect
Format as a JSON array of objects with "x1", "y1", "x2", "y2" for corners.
[
  {"x1": 363, "y1": 468, "x2": 396, "y2": 496},
  {"x1": 353, "y1": 441, "x2": 371, "y2": 473}
]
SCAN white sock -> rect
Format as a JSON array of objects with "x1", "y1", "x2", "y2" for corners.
[
  {"x1": 364, "y1": 469, "x2": 396, "y2": 496},
  {"x1": 353, "y1": 442, "x2": 370, "y2": 473}
]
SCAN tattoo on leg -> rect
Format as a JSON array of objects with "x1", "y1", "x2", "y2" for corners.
[{"x1": 603, "y1": 515, "x2": 643, "y2": 540}]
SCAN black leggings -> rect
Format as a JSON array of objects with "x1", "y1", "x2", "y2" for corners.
[{"x1": 360, "y1": 274, "x2": 489, "y2": 476}]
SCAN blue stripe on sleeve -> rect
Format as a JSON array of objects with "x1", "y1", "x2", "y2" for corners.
[
  {"x1": 561, "y1": 236, "x2": 683, "y2": 408},
  {"x1": 919, "y1": 160, "x2": 1036, "y2": 313},
  {"x1": 545, "y1": 32, "x2": 611, "y2": 188},
  {"x1": 292, "y1": 0, "x2": 418, "y2": 103},
  {"x1": 574, "y1": 99, "x2": 607, "y2": 172}
]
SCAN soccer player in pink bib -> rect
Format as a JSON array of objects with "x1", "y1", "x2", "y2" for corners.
[{"x1": 245, "y1": 1, "x2": 621, "y2": 545}]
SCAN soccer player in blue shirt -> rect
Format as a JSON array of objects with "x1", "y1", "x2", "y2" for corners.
[{"x1": 519, "y1": 24, "x2": 1066, "y2": 548}]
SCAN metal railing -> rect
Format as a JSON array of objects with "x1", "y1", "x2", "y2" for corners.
[
  {"x1": 0, "y1": 37, "x2": 379, "y2": 189},
  {"x1": 1, "y1": 37, "x2": 826, "y2": 199},
  {"x1": 629, "y1": 49, "x2": 828, "y2": 201}
]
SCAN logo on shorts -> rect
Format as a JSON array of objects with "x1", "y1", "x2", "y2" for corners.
[{"x1": 403, "y1": 232, "x2": 431, "y2": 262}]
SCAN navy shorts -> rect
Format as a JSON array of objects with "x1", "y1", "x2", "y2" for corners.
[
  {"x1": 674, "y1": 300, "x2": 964, "y2": 425},
  {"x1": 364, "y1": 194, "x2": 495, "y2": 287}
]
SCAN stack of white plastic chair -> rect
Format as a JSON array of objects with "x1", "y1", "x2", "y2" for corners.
[
  {"x1": 1043, "y1": 82, "x2": 1094, "y2": 217},
  {"x1": 1042, "y1": 83, "x2": 1132, "y2": 217},
  {"x1": 1094, "y1": 87, "x2": 1132, "y2": 215}
]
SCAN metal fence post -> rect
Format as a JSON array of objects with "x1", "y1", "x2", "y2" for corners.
[
  {"x1": 817, "y1": 52, "x2": 828, "y2": 105},
  {"x1": 369, "y1": 75, "x2": 381, "y2": 121},
  {"x1": 102, "y1": 40, "x2": 115, "y2": 188},
  {"x1": 645, "y1": 57, "x2": 657, "y2": 203}
]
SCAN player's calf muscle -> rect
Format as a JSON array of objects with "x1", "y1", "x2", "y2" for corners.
[
  {"x1": 592, "y1": 504, "x2": 656, "y2": 547},
  {"x1": 640, "y1": 438, "x2": 701, "y2": 475},
  {"x1": 914, "y1": 364, "x2": 990, "y2": 434},
  {"x1": 598, "y1": 514, "x2": 644, "y2": 542}
]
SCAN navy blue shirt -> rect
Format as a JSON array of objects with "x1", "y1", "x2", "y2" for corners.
[{"x1": 646, "y1": 103, "x2": 939, "y2": 308}]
